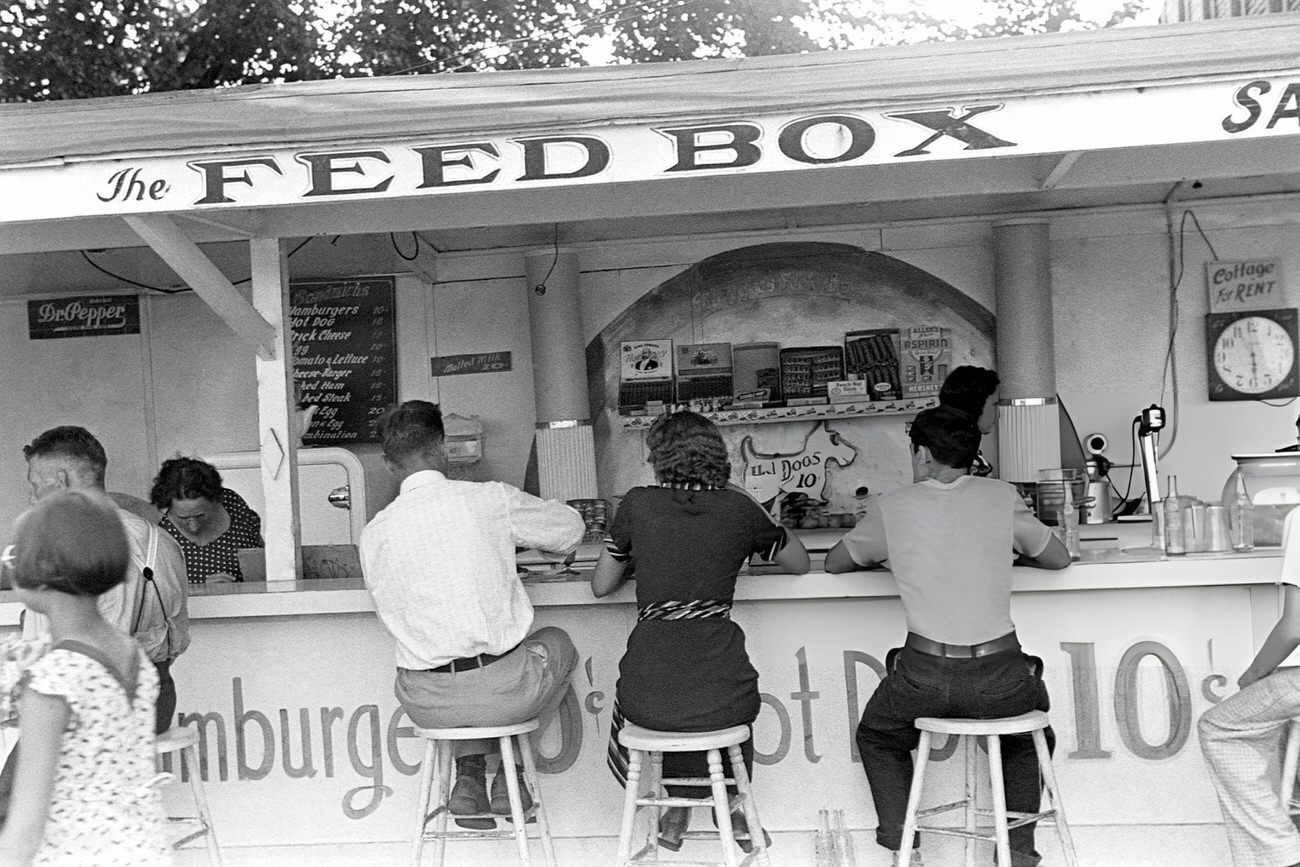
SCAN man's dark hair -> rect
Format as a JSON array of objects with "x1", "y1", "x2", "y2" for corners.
[
  {"x1": 378, "y1": 401, "x2": 444, "y2": 463},
  {"x1": 910, "y1": 406, "x2": 982, "y2": 470},
  {"x1": 939, "y1": 366, "x2": 1000, "y2": 421},
  {"x1": 149, "y1": 457, "x2": 225, "y2": 509},
  {"x1": 23, "y1": 426, "x2": 107, "y2": 485}
]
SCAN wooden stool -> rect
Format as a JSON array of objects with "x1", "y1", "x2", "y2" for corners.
[
  {"x1": 1280, "y1": 717, "x2": 1300, "y2": 809},
  {"x1": 154, "y1": 724, "x2": 223, "y2": 867},
  {"x1": 897, "y1": 711, "x2": 1077, "y2": 867},
  {"x1": 411, "y1": 718, "x2": 555, "y2": 867},
  {"x1": 615, "y1": 723, "x2": 770, "y2": 867}
]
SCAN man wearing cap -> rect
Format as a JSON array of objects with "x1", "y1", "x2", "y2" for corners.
[
  {"x1": 360, "y1": 400, "x2": 584, "y2": 828},
  {"x1": 825, "y1": 406, "x2": 1070, "y2": 867}
]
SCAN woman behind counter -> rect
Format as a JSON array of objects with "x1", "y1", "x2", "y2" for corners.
[
  {"x1": 150, "y1": 457, "x2": 263, "y2": 584},
  {"x1": 592, "y1": 410, "x2": 809, "y2": 851}
]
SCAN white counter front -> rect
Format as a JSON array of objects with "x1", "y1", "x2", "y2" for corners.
[{"x1": 0, "y1": 534, "x2": 1285, "y2": 863}]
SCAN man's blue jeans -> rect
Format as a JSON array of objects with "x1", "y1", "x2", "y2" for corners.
[{"x1": 856, "y1": 642, "x2": 1054, "y2": 867}]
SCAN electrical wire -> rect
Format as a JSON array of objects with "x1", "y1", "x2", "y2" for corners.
[
  {"x1": 390, "y1": 232, "x2": 421, "y2": 261},
  {"x1": 1111, "y1": 415, "x2": 1140, "y2": 517},
  {"x1": 536, "y1": 224, "x2": 560, "y2": 290},
  {"x1": 81, "y1": 251, "x2": 185, "y2": 294}
]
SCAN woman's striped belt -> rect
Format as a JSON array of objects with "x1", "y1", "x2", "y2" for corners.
[{"x1": 638, "y1": 599, "x2": 732, "y2": 621}]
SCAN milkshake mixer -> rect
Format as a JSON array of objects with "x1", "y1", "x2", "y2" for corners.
[{"x1": 1137, "y1": 404, "x2": 1166, "y2": 550}]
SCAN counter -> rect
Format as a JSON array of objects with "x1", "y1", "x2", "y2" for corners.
[{"x1": 0, "y1": 527, "x2": 1286, "y2": 862}]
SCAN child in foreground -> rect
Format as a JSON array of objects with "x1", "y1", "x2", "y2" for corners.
[{"x1": 0, "y1": 490, "x2": 169, "y2": 865}]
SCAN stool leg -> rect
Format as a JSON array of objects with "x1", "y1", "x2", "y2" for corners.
[
  {"x1": 728, "y1": 743, "x2": 770, "y2": 867},
  {"x1": 498, "y1": 736, "x2": 532, "y2": 865},
  {"x1": 431, "y1": 740, "x2": 454, "y2": 867},
  {"x1": 708, "y1": 748, "x2": 739, "y2": 867},
  {"x1": 616, "y1": 749, "x2": 644, "y2": 867},
  {"x1": 1032, "y1": 729, "x2": 1078, "y2": 867},
  {"x1": 963, "y1": 734, "x2": 977, "y2": 867},
  {"x1": 1283, "y1": 720, "x2": 1300, "y2": 807},
  {"x1": 986, "y1": 736, "x2": 1012, "y2": 867},
  {"x1": 411, "y1": 738, "x2": 437, "y2": 867},
  {"x1": 183, "y1": 741, "x2": 223, "y2": 867},
  {"x1": 897, "y1": 731, "x2": 931, "y2": 867},
  {"x1": 518, "y1": 735, "x2": 556, "y2": 867},
  {"x1": 647, "y1": 751, "x2": 663, "y2": 860}
]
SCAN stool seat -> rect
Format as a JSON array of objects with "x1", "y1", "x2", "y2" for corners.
[
  {"x1": 897, "y1": 712, "x2": 1077, "y2": 867},
  {"x1": 915, "y1": 711, "x2": 1050, "y2": 737},
  {"x1": 619, "y1": 724, "x2": 750, "y2": 753},
  {"x1": 155, "y1": 725, "x2": 200, "y2": 754},
  {"x1": 410, "y1": 718, "x2": 554, "y2": 867},
  {"x1": 414, "y1": 719, "x2": 540, "y2": 741},
  {"x1": 615, "y1": 724, "x2": 769, "y2": 867},
  {"x1": 154, "y1": 725, "x2": 223, "y2": 867}
]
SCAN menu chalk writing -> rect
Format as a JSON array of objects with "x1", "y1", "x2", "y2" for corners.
[
  {"x1": 28, "y1": 295, "x2": 140, "y2": 339},
  {"x1": 431, "y1": 351, "x2": 513, "y2": 377},
  {"x1": 291, "y1": 277, "x2": 397, "y2": 445}
]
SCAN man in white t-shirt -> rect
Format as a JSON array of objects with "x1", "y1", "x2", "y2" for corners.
[{"x1": 825, "y1": 406, "x2": 1070, "y2": 867}]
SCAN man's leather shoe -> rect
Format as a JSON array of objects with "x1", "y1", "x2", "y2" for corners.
[
  {"x1": 657, "y1": 807, "x2": 690, "y2": 851},
  {"x1": 448, "y1": 755, "x2": 495, "y2": 830},
  {"x1": 489, "y1": 765, "x2": 534, "y2": 818}
]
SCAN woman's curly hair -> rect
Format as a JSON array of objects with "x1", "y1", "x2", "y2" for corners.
[{"x1": 646, "y1": 411, "x2": 731, "y2": 488}]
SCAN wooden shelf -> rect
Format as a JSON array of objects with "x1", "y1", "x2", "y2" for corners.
[{"x1": 618, "y1": 396, "x2": 939, "y2": 429}]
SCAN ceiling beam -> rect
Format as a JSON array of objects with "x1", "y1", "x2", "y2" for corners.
[
  {"x1": 123, "y1": 213, "x2": 278, "y2": 359},
  {"x1": 1041, "y1": 152, "x2": 1082, "y2": 190}
]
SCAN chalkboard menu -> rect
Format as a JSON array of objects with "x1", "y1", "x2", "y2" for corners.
[{"x1": 290, "y1": 277, "x2": 397, "y2": 445}]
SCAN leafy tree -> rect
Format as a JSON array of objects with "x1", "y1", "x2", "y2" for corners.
[
  {"x1": 330, "y1": 0, "x2": 594, "y2": 77},
  {"x1": 0, "y1": 0, "x2": 1150, "y2": 102}
]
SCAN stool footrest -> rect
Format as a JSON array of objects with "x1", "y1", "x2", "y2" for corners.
[
  {"x1": 421, "y1": 829, "x2": 521, "y2": 841},
  {"x1": 636, "y1": 796, "x2": 720, "y2": 809}
]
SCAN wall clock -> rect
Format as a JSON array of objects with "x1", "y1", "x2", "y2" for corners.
[{"x1": 1205, "y1": 308, "x2": 1300, "y2": 401}]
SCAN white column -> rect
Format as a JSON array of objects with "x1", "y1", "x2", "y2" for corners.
[
  {"x1": 993, "y1": 220, "x2": 1061, "y2": 485},
  {"x1": 250, "y1": 238, "x2": 302, "y2": 581},
  {"x1": 526, "y1": 248, "x2": 597, "y2": 501}
]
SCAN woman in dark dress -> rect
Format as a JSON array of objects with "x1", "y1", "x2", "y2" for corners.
[{"x1": 592, "y1": 411, "x2": 809, "y2": 850}]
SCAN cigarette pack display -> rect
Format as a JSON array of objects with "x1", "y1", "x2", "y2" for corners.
[
  {"x1": 900, "y1": 325, "x2": 951, "y2": 399},
  {"x1": 618, "y1": 339, "x2": 675, "y2": 409},
  {"x1": 779, "y1": 346, "x2": 845, "y2": 400},
  {"x1": 844, "y1": 329, "x2": 902, "y2": 400},
  {"x1": 733, "y1": 342, "x2": 781, "y2": 403}
]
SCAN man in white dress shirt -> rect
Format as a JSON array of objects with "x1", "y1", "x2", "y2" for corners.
[{"x1": 360, "y1": 400, "x2": 584, "y2": 827}]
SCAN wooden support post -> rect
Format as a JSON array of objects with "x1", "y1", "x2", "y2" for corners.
[{"x1": 250, "y1": 238, "x2": 301, "y2": 583}]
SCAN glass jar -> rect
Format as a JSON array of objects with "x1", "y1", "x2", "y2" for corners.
[{"x1": 1221, "y1": 453, "x2": 1300, "y2": 547}]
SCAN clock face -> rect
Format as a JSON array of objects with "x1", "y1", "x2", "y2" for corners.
[{"x1": 1213, "y1": 315, "x2": 1296, "y2": 394}]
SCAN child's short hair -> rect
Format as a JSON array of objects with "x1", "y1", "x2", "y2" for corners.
[{"x1": 5, "y1": 490, "x2": 128, "y2": 597}]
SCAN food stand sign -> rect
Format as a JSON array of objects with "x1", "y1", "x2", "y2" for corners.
[
  {"x1": 27, "y1": 295, "x2": 140, "y2": 339},
  {"x1": 4, "y1": 76, "x2": 1300, "y2": 224}
]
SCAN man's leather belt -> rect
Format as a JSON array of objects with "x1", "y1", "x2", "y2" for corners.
[
  {"x1": 905, "y1": 631, "x2": 1020, "y2": 659},
  {"x1": 426, "y1": 643, "x2": 521, "y2": 674}
]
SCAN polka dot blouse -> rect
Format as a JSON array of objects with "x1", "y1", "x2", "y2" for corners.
[{"x1": 160, "y1": 488, "x2": 263, "y2": 584}]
